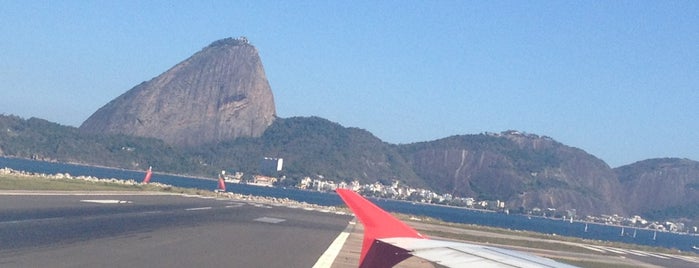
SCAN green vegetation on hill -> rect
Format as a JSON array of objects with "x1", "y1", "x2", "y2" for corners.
[
  {"x1": 0, "y1": 115, "x2": 421, "y2": 185},
  {"x1": 3, "y1": 114, "x2": 699, "y2": 222},
  {"x1": 0, "y1": 115, "x2": 206, "y2": 175},
  {"x1": 191, "y1": 116, "x2": 423, "y2": 186}
]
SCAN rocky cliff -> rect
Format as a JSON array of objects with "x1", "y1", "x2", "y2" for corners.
[
  {"x1": 80, "y1": 37, "x2": 276, "y2": 147},
  {"x1": 399, "y1": 131, "x2": 624, "y2": 215},
  {"x1": 616, "y1": 158, "x2": 699, "y2": 218}
]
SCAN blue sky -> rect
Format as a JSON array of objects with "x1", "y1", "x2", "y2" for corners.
[{"x1": 1, "y1": 1, "x2": 697, "y2": 167}]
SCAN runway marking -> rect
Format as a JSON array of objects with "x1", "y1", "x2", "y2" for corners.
[
  {"x1": 312, "y1": 222, "x2": 353, "y2": 268},
  {"x1": 672, "y1": 255, "x2": 699, "y2": 263},
  {"x1": 637, "y1": 251, "x2": 669, "y2": 259},
  {"x1": 626, "y1": 249, "x2": 670, "y2": 259},
  {"x1": 249, "y1": 203, "x2": 272, "y2": 208},
  {"x1": 623, "y1": 249, "x2": 650, "y2": 257},
  {"x1": 598, "y1": 246, "x2": 627, "y2": 254},
  {"x1": 254, "y1": 217, "x2": 286, "y2": 224},
  {"x1": 185, "y1": 206, "x2": 212, "y2": 211},
  {"x1": 80, "y1": 199, "x2": 132, "y2": 204},
  {"x1": 225, "y1": 202, "x2": 245, "y2": 208},
  {"x1": 577, "y1": 245, "x2": 606, "y2": 253},
  {"x1": 140, "y1": 210, "x2": 163, "y2": 215},
  {"x1": 656, "y1": 253, "x2": 699, "y2": 263},
  {"x1": 582, "y1": 245, "x2": 675, "y2": 260},
  {"x1": 1, "y1": 217, "x2": 66, "y2": 225}
]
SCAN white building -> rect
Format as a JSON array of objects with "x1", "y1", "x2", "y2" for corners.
[{"x1": 260, "y1": 157, "x2": 283, "y2": 176}]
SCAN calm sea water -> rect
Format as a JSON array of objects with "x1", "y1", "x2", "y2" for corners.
[{"x1": 2, "y1": 156, "x2": 697, "y2": 251}]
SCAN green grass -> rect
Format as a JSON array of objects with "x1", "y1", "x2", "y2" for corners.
[
  {"x1": 0, "y1": 174, "x2": 139, "y2": 191},
  {"x1": 0, "y1": 173, "x2": 213, "y2": 196}
]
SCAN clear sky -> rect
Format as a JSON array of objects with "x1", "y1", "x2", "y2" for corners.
[{"x1": 1, "y1": 1, "x2": 697, "y2": 167}]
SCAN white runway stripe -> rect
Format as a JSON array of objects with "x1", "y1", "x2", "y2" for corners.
[
  {"x1": 312, "y1": 223, "x2": 353, "y2": 268},
  {"x1": 80, "y1": 199, "x2": 132, "y2": 204},
  {"x1": 577, "y1": 245, "x2": 606, "y2": 253},
  {"x1": 185, "y1": 207, "x2": 212, "y2": 211},
  {"x1": 598, "y1": 246, "x2": 627, "y2": 254},
  {"x1": 254, "y1": 217, "x2": 286, "y2": 224}
]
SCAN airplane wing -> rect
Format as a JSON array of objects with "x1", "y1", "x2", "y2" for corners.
[{"x1": 335, "y1": 189, "x2": 578, "y2": 268}]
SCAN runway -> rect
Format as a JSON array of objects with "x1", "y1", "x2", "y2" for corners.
[
  {"x1": 0, "y1": 192, "x2": 352, "y2": 268},
  {"x1": 4, "y1": 191, "x2": 698, "y2": 268}
]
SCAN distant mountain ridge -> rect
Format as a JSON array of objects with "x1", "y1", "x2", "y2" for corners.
[
  {"x1": 2, "y1": 114, "x2": 699, "y2": 222},
  {"x1": 80, "y1": 37, "x2": 276, "y2": 147}
]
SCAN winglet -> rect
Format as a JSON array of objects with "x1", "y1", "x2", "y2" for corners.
[{"x1": 336, "y1": 189, "x2": 426, "y2": 268}]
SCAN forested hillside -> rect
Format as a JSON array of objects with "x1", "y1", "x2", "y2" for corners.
[
  {"x1": 2, "y1": 114, "x2": 699, "y2": 221},
  {"x1": 0, "y1": 115, "x2": 204, "y2": 175}
]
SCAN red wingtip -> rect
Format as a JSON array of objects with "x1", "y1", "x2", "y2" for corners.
[{"x1": 336, "y1": 189, "x2": 425, "y2": 268}]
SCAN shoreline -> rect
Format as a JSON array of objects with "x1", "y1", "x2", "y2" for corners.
[
  {"x1": 0, "y1": 167, "x2": 342, "y2": 212},
  {"x1": 0, "y1": 155, "x2": 216, "y2": 181}
]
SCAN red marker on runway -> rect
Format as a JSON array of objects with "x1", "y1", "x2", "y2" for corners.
[
  {"x1": 142, "y1": 166, "x2": 153, "y2": 184},
  {"x1": 217, "y1": 174, "x2": 226, "y2": 192}
]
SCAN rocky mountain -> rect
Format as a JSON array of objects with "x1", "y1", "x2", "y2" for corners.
[
  {"x1": 80, "y1": 37, "x2": 276, "y2": 147},
  {"x1": 398, "y1": 131, "x2": 624, "y2": 215},
  {"x1": 616, "y1": 158, "x2": 699, "y2": 219}
]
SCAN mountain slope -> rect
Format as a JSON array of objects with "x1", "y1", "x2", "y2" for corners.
[
  {"x1": 616, "y1": 158, "x2": 699, "y2": 220},
  {"x1": 192, "y1": 116, "x2": 425, "y2": 187},
  {"x1": 399, "y1": 131, "x2": 624, "y2": 215},
  {"x1": 0, "y1": 115, "x2": 202, "y2": 174}
]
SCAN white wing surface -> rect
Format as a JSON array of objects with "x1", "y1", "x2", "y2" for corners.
[
  {"x1": 379, "y1": 237, "x2": 578, "y2": 268},
  {"x1": 336, "y1": 189, "x2": 578, "y2": 268}
]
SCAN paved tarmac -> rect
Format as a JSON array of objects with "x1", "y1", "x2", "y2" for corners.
[
  {"x1": 0, "y1": 192, "x2": 352, "y2": 268},
  {"x1": 3, "y1": 191, "x2": 698, "y2": 268}
]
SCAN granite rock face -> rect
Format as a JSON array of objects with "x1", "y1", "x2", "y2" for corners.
[
  {"x1": 616, "y1": 158, "x2": 699, "y2": 215},
  {"x1": 80, "y1": 37, "x2": 276, "y2": 146},
  {"x1": 400, "y1": 131, "x2": 624, "y2": 215}
]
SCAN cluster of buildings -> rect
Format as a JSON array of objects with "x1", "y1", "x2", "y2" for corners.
[
  {"x1": 585, "y1": 214, "x2": 696, "y2": 233},
  {"x1": 295, "y1": 176, "x2": 697, "y2": 234},
  {"x1": 229, "y1": 156, "x2": 698, "y2": 234},
  {"x1": 296, "y1": 176, "x2": 506, "y2": 211},
  {"x1": 222, "y1": 157, "x2": 282, "y2": 187}
]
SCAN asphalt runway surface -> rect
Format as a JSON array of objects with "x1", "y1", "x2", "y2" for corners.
[
  {"x1": 4, "y1": 192, "x2": 698, "y2": 268},
  {"x1": 0, "y1": 192, "x2": 352, "y2": 268}
]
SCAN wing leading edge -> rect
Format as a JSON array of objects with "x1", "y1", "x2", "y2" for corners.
[{"x1": 335, "y1": 189, "x2": 578, "y2": 268}]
